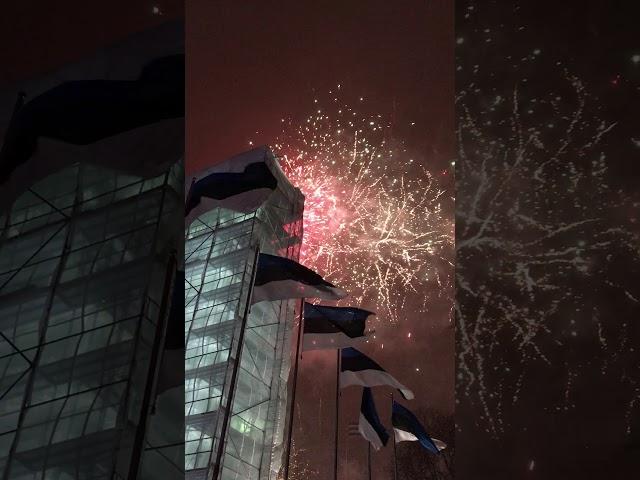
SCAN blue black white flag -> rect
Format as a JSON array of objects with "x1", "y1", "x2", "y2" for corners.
[
  {"x1": 0, "y1": 55, "x2": 184, "y2": 212},
  {"x1": 340, "y1": 348, "x2": 414, "y2": 400},
  {"x1": 252, "y1": 253, "x2": 347, "y2": 304},
  {"x1": 302, "y1": 303, "x2": 373, "y2": 351},
  {"x1": 0, "y1": 55, "x2": 184, "y2": 185},
  {"x1": 392, "y1": 401, "x2": 447, "y2": 453},
  {"x1": 185, "y1": 146, "x2": 278, "y2": 224},
  {"x1": 358, "y1": 387, "x2": 389, "y2": 450}
]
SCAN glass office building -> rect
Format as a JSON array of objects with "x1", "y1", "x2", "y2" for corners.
[
  {"x1": 0, "y1": 161, "x2": 183, "y2": 479},
  {"x1": 0, "y1": 21, "x2": 184, "y2": 479},
  {"x1": 184, "y1": 148, "x2": 304, "y2": 480}
]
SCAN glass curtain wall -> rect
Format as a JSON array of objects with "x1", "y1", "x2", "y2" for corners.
[
  {"x1": 0, "y1": 162, "x2": 182, "y2": 480},
  {"x1": 184, "y1": 153, "x2": 303, "y2": 480}
]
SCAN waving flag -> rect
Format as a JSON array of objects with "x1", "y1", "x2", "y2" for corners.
[
  {"x1": 302, "y1": 303, "x2": 373, "y2": 351},
  {"x1": 340, "y1": 348, "x2": 414, "y2": 400},
  {"x1": 0, "y1": 55, "x2": 184, "y2": 185},
  {"x1": 0, "y1": 55, "x2": 184, "y2": 212},
  {"x1": 358, "y1": 387, "x2": 389, "y2": 450},
  {"x1": 252, "y1": 254, "x2": 347, "y2": 304},
  {"x1": 392, "y1": 401, "x2": 446, "y2": 453},
  {"x1": 185, "y1": 146, "x2": 278, "y2": 224}
]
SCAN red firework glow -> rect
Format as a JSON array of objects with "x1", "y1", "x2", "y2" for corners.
[{"x1": 273, "y1": 92, "x2": 453, "y2": 323}]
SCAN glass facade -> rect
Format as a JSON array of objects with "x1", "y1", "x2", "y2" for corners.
[
  {"x1": 0, "y1": 162, "x2": 183, "y2": 479},
  {"x1": 184, "y1": 151, "x2": 303, "y2": 480}
]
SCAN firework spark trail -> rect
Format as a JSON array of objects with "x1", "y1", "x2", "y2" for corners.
[
  {"x1": 277, "y1": 441, "x2": 317, "y2": 480},
  {"x1": 456, "y1": 64, "x2": 640, "y2": 437},
  {"x1": 274, "y1": 93, "x2": 453, "y2": 324}
]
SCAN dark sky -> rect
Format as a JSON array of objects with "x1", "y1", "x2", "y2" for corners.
[
  {"x1": 0, "y1": 1, "x2": 183, "y2": 88},
  {"x1": 187, "y1": 0, "x2": 454, "y2": 175}
]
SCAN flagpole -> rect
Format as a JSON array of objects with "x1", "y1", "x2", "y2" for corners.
[
  {"x1": 367, "y1": 442, "x2": 372, "y2": 480},
  {"x1": 391, "y1": 393, "x2": 398, "y2": 480},
  {"x1": 334, "y1": 348, "x2": 341, "y2": 480},
  {"x1": 440, "y1": 450, "x2": 453, "y2": 479},
  {"x1": 283, "y1": 298, "x2": 304, "y2": 480}
]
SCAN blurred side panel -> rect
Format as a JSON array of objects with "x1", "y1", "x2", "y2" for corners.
[{"x1": 0, "y1": 21, "x2": 184, "y2": 480}]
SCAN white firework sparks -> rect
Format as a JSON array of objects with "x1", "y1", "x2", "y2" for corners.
[
  {"x1": 274, "y1": 93, "x2": 453, "y2": 323},
  {"x1": 456, "y1": 68, "x2": 640, "y2": 436}
]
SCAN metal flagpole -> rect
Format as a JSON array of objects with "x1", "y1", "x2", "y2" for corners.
[
  {"x1": 211, "y1": 246, "x2": 260, "y2": 480},
  {"x1": 367, "y1": 442, "x2": 372, "y2": 480},
  {"x1": 334, "y1": 348, "x2": 341, "y2": 480},
  {"x1": 128, "y1": 251, "x2": 177, "y2": 479},
  {"x1": 391, "y1": 393, "x2": 398, "y2": 480},
  {"x1": 283, "y1": 298, "x2": 305, "y2": 480},
  {"x1": 440, "y1": 449, "x2": 453, "y2": 478}
]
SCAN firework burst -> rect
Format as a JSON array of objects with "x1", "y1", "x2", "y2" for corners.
[
  {"x1": 456, "y1": 65, "x2": 640, "y2": 436},
  {"x1": 273, "y1": 92, "x2": 453, "y2": 323}
]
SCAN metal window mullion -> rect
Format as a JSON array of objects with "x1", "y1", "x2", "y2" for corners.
[
  {"x1": 185, "y1": 211, "x2": 220, "y2": 357},
  {"x1": 1, "y1": 167, "x2": 82, "y2": 480},
  {"x1": 40, "y1": 201, "x2": 113, "y2": 476},
  {"x1": 74, "y1": 253, "x2": 124, "y2": 478},
  {"x1": 0, "y1": 219, "x2": 157, "y2": 281},
  {"x1": 2, "y1": 179, "x2": 163, "y2": 245},
  {"x1": 0, "y1": 222, "x2": 67, "y2": 293},
  {"x1": 0, "y1": 332, "x2": 34, "y2": 367},
  {"x1": 185, "y1": 230, "x2": 214, "y2": 263},
  {"x1": 111, "y1": 176, "x2": 171, "y2": 442},
  {"x1": 40, "y1": 337, "x2": 86, "y2": 475},
  {"x1": 257, "y1": 298, "x2": 287, "y2": 480},
  {"x1": 142, "y1": 438, "x2": 183, "y2": 473},
  {"x1": 0, "y1": 312, "x2": 143, "y2": 362},
  {"x1": 114, "y1": 169, "x2": 173, "y2": 480},
  {"x1": 225, "y1": 433, "x2": 258, "y2": 478},
  {"x1": 27, "y1": 188, "x2": 70, "y2": 220},
  {"x1": 241, "y1": 339, "x2": 272, "y2": 385},
  {"x1": 211, "y1": 226, "x2": 259, "y2": 480}
]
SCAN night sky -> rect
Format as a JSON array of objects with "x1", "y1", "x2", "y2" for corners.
[
  {"x1": 187, "y1": 0, "x2": 453, "y2": 175},
  {"x1": 0, "y1": 2, "x2": 183, "y2": 88}
]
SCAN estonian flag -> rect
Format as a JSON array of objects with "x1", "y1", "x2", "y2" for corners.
[
  {"x1": 185, "y1": 146, "x2": 278, "y2": 224},
  {"x1": 358, "y1": 387, "x2": 389, "y2": 450},
  {"x1": 340, "y1": 348, "x2": 414, "y2": 400},
  {"x1": 252, "y1": 253, "x2": 347, "y2": 304},
  {"x1": 0, "y1": 55, "x2": 184, "y2": 212},
  {"x1": 302, "y1": 303, "x2": 373, "y2": 351},
  {"x1": 0, "y1": 55, "x2": 184, "y2": 185},
  {"x1": 392, "y1": 401, "x2": 447, "y2": 453}
]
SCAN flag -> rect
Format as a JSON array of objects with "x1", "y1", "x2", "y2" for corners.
[
  {"x1": 185, "y1": 146, "x2": 278, "y2": 224},
  {"x1": 252, "y1": 253, "x2": 347, "y2": 304},
  {"x1": 0, "y1": 54, "x2": 184, "y2": 184},
  {"x1": 302, "y1": 303, "x2": 373, "y2": 351},
  {"x1": 340, "y1": 348, "x2": 414, "y2": 400},
  {"x1": 392, "y1": 401, "x2": 447, "y2": 453},
  {"x1": 358, "y1": 387, "x2": 389, "y2": 450},
  {"x1": 0, "y1": 55, "x2": 184, "y2": 212}
]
